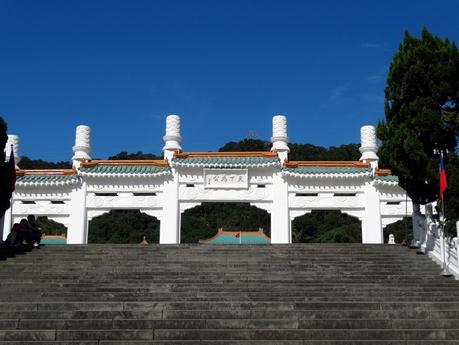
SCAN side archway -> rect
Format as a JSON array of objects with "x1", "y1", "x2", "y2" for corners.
[
  {"x1": 88, "y1": 209, "x2": 159, "y2": 244},
  {"x1": 292, "y1": 210, "x2": 361, "y2": 243},
  {"x1": 383, "y1": 217, "x2": 413, "y2": 244}
]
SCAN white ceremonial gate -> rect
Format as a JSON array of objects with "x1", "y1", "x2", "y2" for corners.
[{"x1": 2, "y1": 115, "x2": 412, "y2": 244}]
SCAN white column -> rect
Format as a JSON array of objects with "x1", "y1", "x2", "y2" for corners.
[
  {"x1": 159, "y1": 171, "x2": 180, "y2": 244},
  {"x1": 362, "y1": 182, "x2": 383, "y2": 243},
  {"x1": 359, "y1": 125, "x2": 379, "y2": 170},
  {"x1": 5, "y1": 135, "x2": 20, "y2": 168},
  {"x1": 67, "y1": 182, "x2": 88, "y2": 244},
  {"x1": 360, "y1": 218, "x2": 367, "y2": 243},
  {"x1": 412, "y1": 203, "x2": 423, "y2": 246},
  {"x1": 270, "y1": 170, "x2": 290, "y2": 244},
  {"x1": 163, "y1": 115, "x2": 182, "y2": 161},
  {"x1": 456, "y1": 221, "x2": 459, "y2": 270},
  {"x1": 271, "y1": 115, "x2": 289, "y2": 162},
  {"x1": 72, "y1": 125, "x2": 91, "y2": 168},
  {"x1": 2, "y1": 203, "x2": 12, "y2": 241},
  {"x1": 3, "y1": 135, "x2": 19, "y2": 240}
]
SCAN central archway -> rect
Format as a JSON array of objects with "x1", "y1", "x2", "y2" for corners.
[
  {"x1": 180, "y1": 202, "x2": 271, "y2": 243},
  {"x1": 292, "y1": 210, "x2": 361, "y2": 243}
]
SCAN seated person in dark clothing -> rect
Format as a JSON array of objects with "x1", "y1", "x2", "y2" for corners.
[
  {"x1": 5, "y1": 223, "x2": 22, "y2": 247},
  {"x1": 27, "y1": 215, "x2": 42, "y2": 247},
  {"x1": 18, "y1": 219, "x2": 35, "y2": 247}
]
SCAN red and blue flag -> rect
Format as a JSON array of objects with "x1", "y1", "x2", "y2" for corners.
[{"x1": 439, "y1": 155, "x2": 448, "y2": 200}]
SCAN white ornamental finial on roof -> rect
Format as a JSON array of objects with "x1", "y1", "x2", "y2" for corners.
[
  {"x1": 163, "y1": 114, "x2": 182, "y2": 160},
  {"x1": 359, "y1": 125, "x2": 379, "y2": 169},
  {"x1": 271, "y1": 115, "x2": 289, "y2": 161},
  {"x1": 72, "y1": 125, "x2": 91, "y2": 167},
  {"x1": 5, "y1": 134, "x2": 20, "y2": 168}
]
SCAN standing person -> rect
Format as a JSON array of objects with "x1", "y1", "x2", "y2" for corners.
[{"x1": 27, "y1": 215, "x2": 42, "y2": 247}]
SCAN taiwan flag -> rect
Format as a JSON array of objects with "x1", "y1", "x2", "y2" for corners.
[{"x1": 439, "y1": 155, "x2": 448, "y2": 200}]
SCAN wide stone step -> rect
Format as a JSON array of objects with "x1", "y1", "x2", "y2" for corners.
[
  {"x1": 0, "y1": 244, "x2": 458, "y2": 342},
  {"x1": 0, "y1": 318, "x2": 456, "y2": 330},
  {"x1": 1, "y1": 341, "x2": 459, "y2": 345}
]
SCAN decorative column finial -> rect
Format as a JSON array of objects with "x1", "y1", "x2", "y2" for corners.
[
  {"x1": 359, "y1": 125, "x2": 379, "y2": 169},
  {"x1": 5, "y1": 135, "x2": 20, "y2": 168},
  {"x1": 271, "y1": 115, "x2": 289, "y2": 161},
  {"x1": 72, "y1": 125, "x2": 91, "y2": 167},
  {"x1": 163, "y1": 114, "x2": 182, "y2": 160}
]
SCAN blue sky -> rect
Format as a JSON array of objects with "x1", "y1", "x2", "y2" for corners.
[{"x1": 1, "y1": 0, "x2": 459, "y2": 162}]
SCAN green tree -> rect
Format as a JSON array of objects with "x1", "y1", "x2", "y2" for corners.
[
  {"x1": 377, "y1": 28, "x2": 459, "y2": 206},
  {"x1": 108, "y1": 151, "x2": 162, "y2": 160},
  {"x1": 19, "y1": 156, "x2": 71, "y2": 169},
  {"x1": 219, "y1": 139, "x2": 360, "y2": 161},
  {"x1": 443, "y1": 155, "x2": 459, "y2": 233},
  {"x1": 219, "y1": 139, "x2": 270, "y2": 152}
]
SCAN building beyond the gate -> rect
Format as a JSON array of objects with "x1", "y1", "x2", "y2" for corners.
[{"x1": 2, "y1": 115, "x2": 412, "y2": 244}]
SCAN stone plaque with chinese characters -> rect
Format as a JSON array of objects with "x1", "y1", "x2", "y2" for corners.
[{"x1": 204, "y1": 169, "x2": 248, "y2": 189}]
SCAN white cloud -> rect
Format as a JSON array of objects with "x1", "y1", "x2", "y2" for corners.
[
  {"x1": 361, "y1": 42, "x2": 390, "y2": 52},
  {"x1": 367, "y1": 74, "x2": 384, "y2": 83},
  {"x1": 329, "y1": 82, "x2": 351, "y2": 102}
]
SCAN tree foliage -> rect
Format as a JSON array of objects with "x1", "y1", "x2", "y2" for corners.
[
  {"x1": 108, "y1": 151, "x2": 162, "y2": 160},
  {"x1": 289, "y1": 143, "x2": 360, "y2": 161},
  {"x1": 377, "y1": 28, "x2": 459, "y2": 204},
  {"x1": 219, "y1": 139, "x2": 270, "y2": 152},
  {"x1": 19, "y1": 156, "x2": 71, "y2": 169},
  {"x1": 36, "y1": 216, "x2": 68, "y2": 235},
  {"x1": 443, "y1": 155, "x2": 459, "y2": 233},
  {"x1": 220, "y1": 139, "x2": 360, "y2": 161}
]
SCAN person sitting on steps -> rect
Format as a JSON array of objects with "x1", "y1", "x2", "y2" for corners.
[
  {"x1": 27, "y1": 215, "x2": 42, "y2": 247},
  {"x1": 5, "y1": 222, "x2": 22, "y2": 247}
]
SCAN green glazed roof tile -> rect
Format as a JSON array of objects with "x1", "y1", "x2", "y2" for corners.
[
  {"x1": 41, "y1": 237, "x2": 67, "y2": 244},
  {"x1": 283, "y1": 167, "x2": 372, "y2": 175},
  {"x1": 375, "y1": 175, "x2": 399, "y2": 182},
  {"x1": 204, "y1": 233, "x2": 270, "y2": 244},
  {"x1": 173, "y1": 156, "x2": 279, "y2": 167},
  {"x1": 79, "y1": 165, "x2": 170, "y2": 175},
  {"x1": 17, "y1": 174, "x2": 79, "y2": 185}
]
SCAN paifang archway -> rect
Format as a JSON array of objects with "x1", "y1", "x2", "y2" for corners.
[{"x1": 6, "y1": 115, "x2": 412, "y2": 245}]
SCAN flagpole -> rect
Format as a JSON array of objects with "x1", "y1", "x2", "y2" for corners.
[
  {"x1": 440, "y1": 150, "x2": 451, "y2": 277},
  {"x1": 441, "y1": 151, "x2": 445, "y2": 221}
]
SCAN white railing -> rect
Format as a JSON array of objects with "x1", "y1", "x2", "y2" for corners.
[{"x1": 414, "y1": 203, "x2": 459, "y2": 278}]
